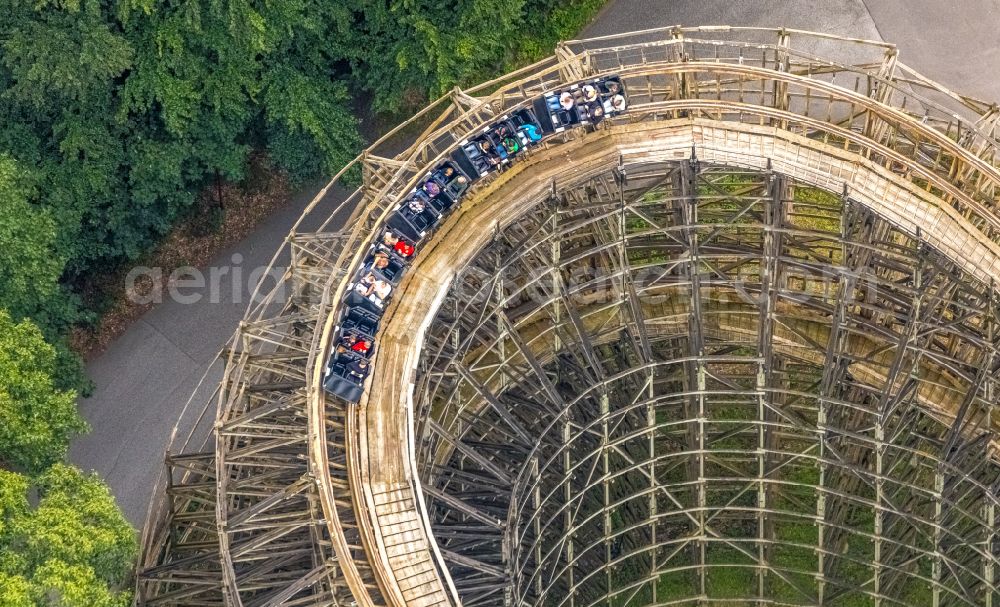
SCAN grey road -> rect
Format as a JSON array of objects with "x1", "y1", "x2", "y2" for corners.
[{"x1": 70, "y1": 0, "x2": 1000, "y2": 525}]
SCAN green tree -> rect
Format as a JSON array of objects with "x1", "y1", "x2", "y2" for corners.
[
  {"x1": 0, "y1": 0, "x2": 605, "y2": 402},
  {"x1": 119, "y1": 0, "x2": 362, "y2": 187},
  {"x1": 0, "y1": 310, "x2": 88, "y2": 474},
  {"x1": 0, "y1": 0, "x2": 136, "y2": 277},
  {"x1": 0, "y1": 156, "x2": 63, "y2": 322},
  {"x1": 0, "y1": 466, "x2": 136, "y2": 607},
  {"x1": 0, "y1": 154, "x2": 92, "y2": 394},
  {"x1": 0, "y1": 572, "x2": 33, "y2": 607},
  {"x1": 264, "y1": 77, "x2": 361, "y2": 185},
  {"x1": 336, "y1": 0, "x2": 603, "y2": 113}
]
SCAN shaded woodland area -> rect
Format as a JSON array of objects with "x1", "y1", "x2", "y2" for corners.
[{"x1": 0, "y1": 0, "x2": 602, "y2": 603}]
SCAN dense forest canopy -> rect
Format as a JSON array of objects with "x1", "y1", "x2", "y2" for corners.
[
  {"x1": 0, "y1": 1, "x2": 601, "y2": 603},
  {"x1": 0, "y1": 310, "x2": 87, "y2": 475},
  {"x1": 0, "y1": 0, "x2": 601, "y2": 390},
  {"x1": 0, "y1": 465, "x2": 137, "y2": 607},
  {"x1": 0, "y1": 309, "x2": 134, "y2": 605}
]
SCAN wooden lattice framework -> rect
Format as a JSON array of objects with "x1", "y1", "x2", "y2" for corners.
[{"x1": 136, "y1": 26, "x2": 1000, "y2": 607}]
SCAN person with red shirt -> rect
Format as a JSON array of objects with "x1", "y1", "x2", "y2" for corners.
[
  {"x1": 395, "y1": 240, "x2": 414, "y2": 257},
  {"x1": 383, "y1": 231, "x2": 415, "y2": 258}
]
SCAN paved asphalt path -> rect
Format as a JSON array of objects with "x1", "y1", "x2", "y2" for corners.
[{"x1": 70, "y1": 0, "x2": 1000, "y2": 525}]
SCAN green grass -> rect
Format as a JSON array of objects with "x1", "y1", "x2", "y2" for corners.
[
  {"x1": 545, "y1": 175, "x2": 956, "y2": 606},
  {"x1": 657, "y1": 569, "x2": 698, "y2": 599},
  {"x1": 790, "y1": 185, "x2": 843, "y2": 234}
]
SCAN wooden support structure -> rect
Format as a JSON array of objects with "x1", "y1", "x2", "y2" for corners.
[{"x1": 136, "y1": 26, "x2": 1000, "y2": 607}]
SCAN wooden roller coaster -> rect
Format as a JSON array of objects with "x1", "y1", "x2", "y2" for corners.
[{"x1": 136, "y1": 26, "x2": 1000, "y2": 607}]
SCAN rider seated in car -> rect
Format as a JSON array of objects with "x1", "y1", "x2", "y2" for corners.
[
  {"x1": 589, "y1": 104, "x2": 605, "y2": 122},
  {"x1": 354, "y1": 273, "x2": 374, "y2": 296},
  {"x1": 367, "y1": 251, "x2": 400, "y2": 281},
  {"x1": 445, "y1": 175, "x2": 469, "y2": 198},
  {"x1": 502, "y1": 135, "x2": 519, "y2": 155},
  {"x1": 423, "y1": 179, "x2": 441, "y2": 197},
  {"x1": 434, "y1": 165, "x2": 458, "y2": 183},
  {"x1": 371, "y1": 278, "x2": 391, "y2": 301},
  {"x1": 355, "y1": 272, "x2": 383, "y2": 297},
  {"x1": 355, "y1": 273, "x2": 392, "y2": 308},
  {"x1": 383, "y1": 231, "x2": 415, "y2": 258},
  {"x1": 478, "y1": 140, "x2": 501, "y2": 166},
  {"x1": 518, "y1": 122, "x2": 542, "y2": 142},
  {"x1": 346, "y1": 358, "x2": 370, "y2": 384},
  {"x1": 408, "y1": 195, "x2": 427, "y2": 213},
  {"x1": 559, "y1": 91, "x2": 575, "y2": 110},
  {"x1": 337, "y1": 333, "x2": 373, "y2": 356},
  {"x1": 367, "y1": 271, "x2": 391, "y2": 296},
  {"x1": 402, "y1": 193, "x2": 436, "y2": 232},
  {"x1": 604, "y1": 93, "x2": 626, "y2": 114},
  {"x1": 486, "y1": 132, "x2": 510, "y2": 160}
]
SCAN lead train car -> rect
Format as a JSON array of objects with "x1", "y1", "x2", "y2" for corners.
[{"x1": 324, "y1": 75, "x2": 628, "y2": 403}]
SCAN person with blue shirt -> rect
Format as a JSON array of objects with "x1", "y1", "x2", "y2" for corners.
[
  {"x1": 519, "y1": 123, "x2": 541, "y2": 142},
  {"x1": 346, "y1": 358, "x2": 369, "y2": 384}
]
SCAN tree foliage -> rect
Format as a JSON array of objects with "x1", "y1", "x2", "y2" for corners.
[
  {"x1": 0, "y1": 310, "x2": 87, "y2": 475},
  {"x1": 0, "y1": 0, "x2": 603, "y2": 602},
  {"x1": 0, "y1": 466, "x2": 137, "y2": 607},
  {"x1": 0, "y1": 0, "x2": 604, "y2": 379},
  {"x1": 342, "y1": 0, "x2": 605, "y2": 112},
  {"x1": 0, "y1": 156, "x2": 62, "y2": 323}
]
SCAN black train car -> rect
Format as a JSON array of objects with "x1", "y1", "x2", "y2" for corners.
[
  {"x1": 533, "y1": 75, "x2": 628, "y2": 133},
  {"x1": 325, "y1": 76, "x2": 627, "y2": 403},
  {"x1": 323, "y1": 230, "x2": 412, "y2": 402},
  {"x1": 450, "y1": 108, "x2": 544, "y2": 177},
  {"x1": 323, "y1": 303, "x2": 382, "y2": 402}
]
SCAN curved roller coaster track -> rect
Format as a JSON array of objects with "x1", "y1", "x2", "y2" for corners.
[{"x1": 136, "y1": 25, "x2": 1000, "y2": 607}]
